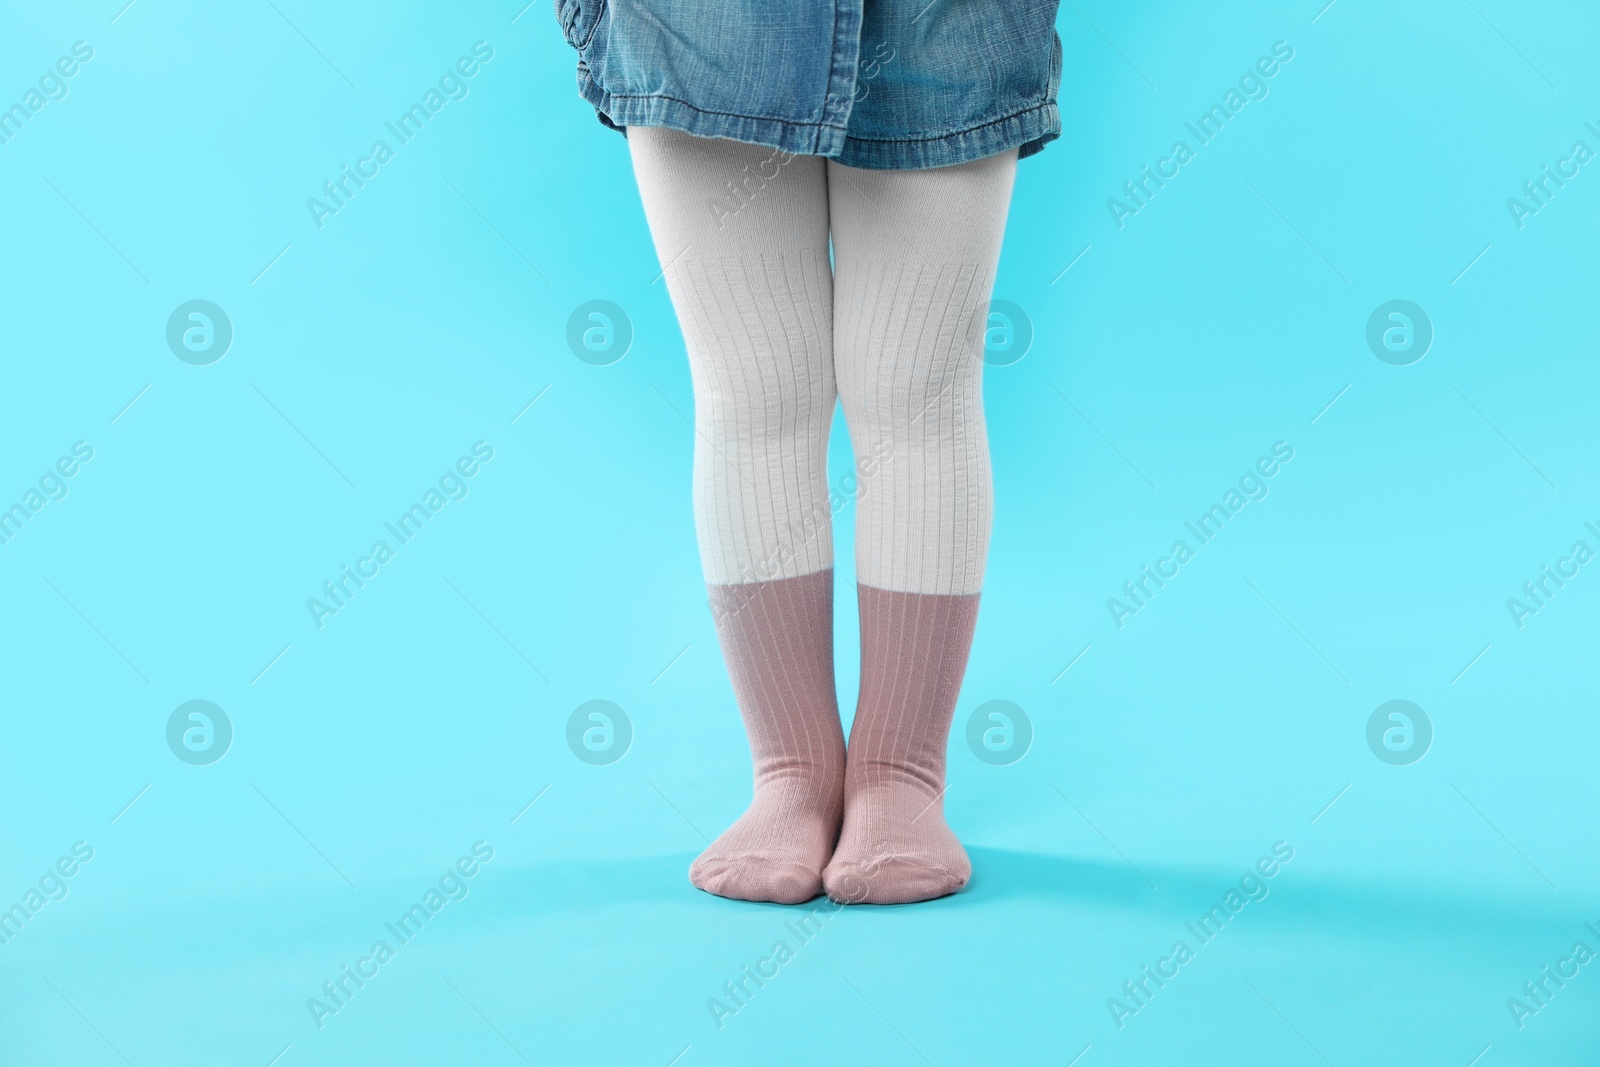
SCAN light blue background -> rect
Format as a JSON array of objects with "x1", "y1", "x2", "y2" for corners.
[{"x1": 2, "y1": 1, "x2": 1597, "y2": 1064}]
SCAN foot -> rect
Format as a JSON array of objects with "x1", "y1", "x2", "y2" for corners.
[
  {"x1": 689, "y1": 778, "x2": 841, "y2": 904},
  {"x1": 822, "y1": 781, "x2": 970, "y2": 904}
]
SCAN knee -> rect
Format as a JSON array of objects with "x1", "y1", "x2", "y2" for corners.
[
  {"x1": 834, "y1": 306, "x2": 988, "y2": 426},
  {"x1": 695, "y1": 366, "x2": 835, "y2": 443},
  {"x1": 837, "y1": 353, "x2": 981, "y2": 437}
]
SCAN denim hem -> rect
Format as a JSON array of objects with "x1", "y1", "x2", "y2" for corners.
[
  {"x1": 833, "y1": 99, "x2": 1062, "y2": 170},
  {"x1": 577, "y1": 69, "x2": 852, "y2": 158}
]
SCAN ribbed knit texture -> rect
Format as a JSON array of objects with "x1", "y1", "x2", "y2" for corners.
[
  {"x1": 675, "y1": 248, "x2": 836, "y2": 582},
  {"x1": 822, "y1": 584, "x2": 981, "y2": 904},
  {"x1": 630, "y1": 126, "x2": 836, "y2": 585},
  {"x1": 631, "y1": 128, "x2": 844, "y2": 902},
  {"x1": 629, "y1": 126, "x2": 1018, "y2": 905},
  {"x1": 697, "y1": 572, "x2": 845, "y2": 903},
  {"x1": 821, "y1": 152, "x2": 1014, "y2": 903},
  {"x1": 828, "y1": 150, "x2": 1016, "y2": 596}
]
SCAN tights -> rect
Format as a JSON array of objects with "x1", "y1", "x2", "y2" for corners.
[{"x1": 629, "y1": 126, "x2": 1016, "y2": 903}]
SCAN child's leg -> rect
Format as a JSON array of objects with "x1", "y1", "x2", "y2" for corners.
[
  {"x1": 822, "y1": 148, "x2": 1018, "y2": 904},
  {"x1": 628, "y1": 127, "x2": 843, "y2": 904}
]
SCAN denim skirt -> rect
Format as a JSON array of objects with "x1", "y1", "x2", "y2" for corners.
[{"x1": 554, "y1": 0, "x2": 1062, "y2": 170}]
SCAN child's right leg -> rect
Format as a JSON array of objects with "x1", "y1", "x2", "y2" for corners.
[{"x1": 628, "y1": 126, "x2": 843, "y2": 904}]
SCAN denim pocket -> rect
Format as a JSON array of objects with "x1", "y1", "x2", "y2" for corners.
[{"x1": 555, "y1": 0, "x2": 604, "y2": 51}]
